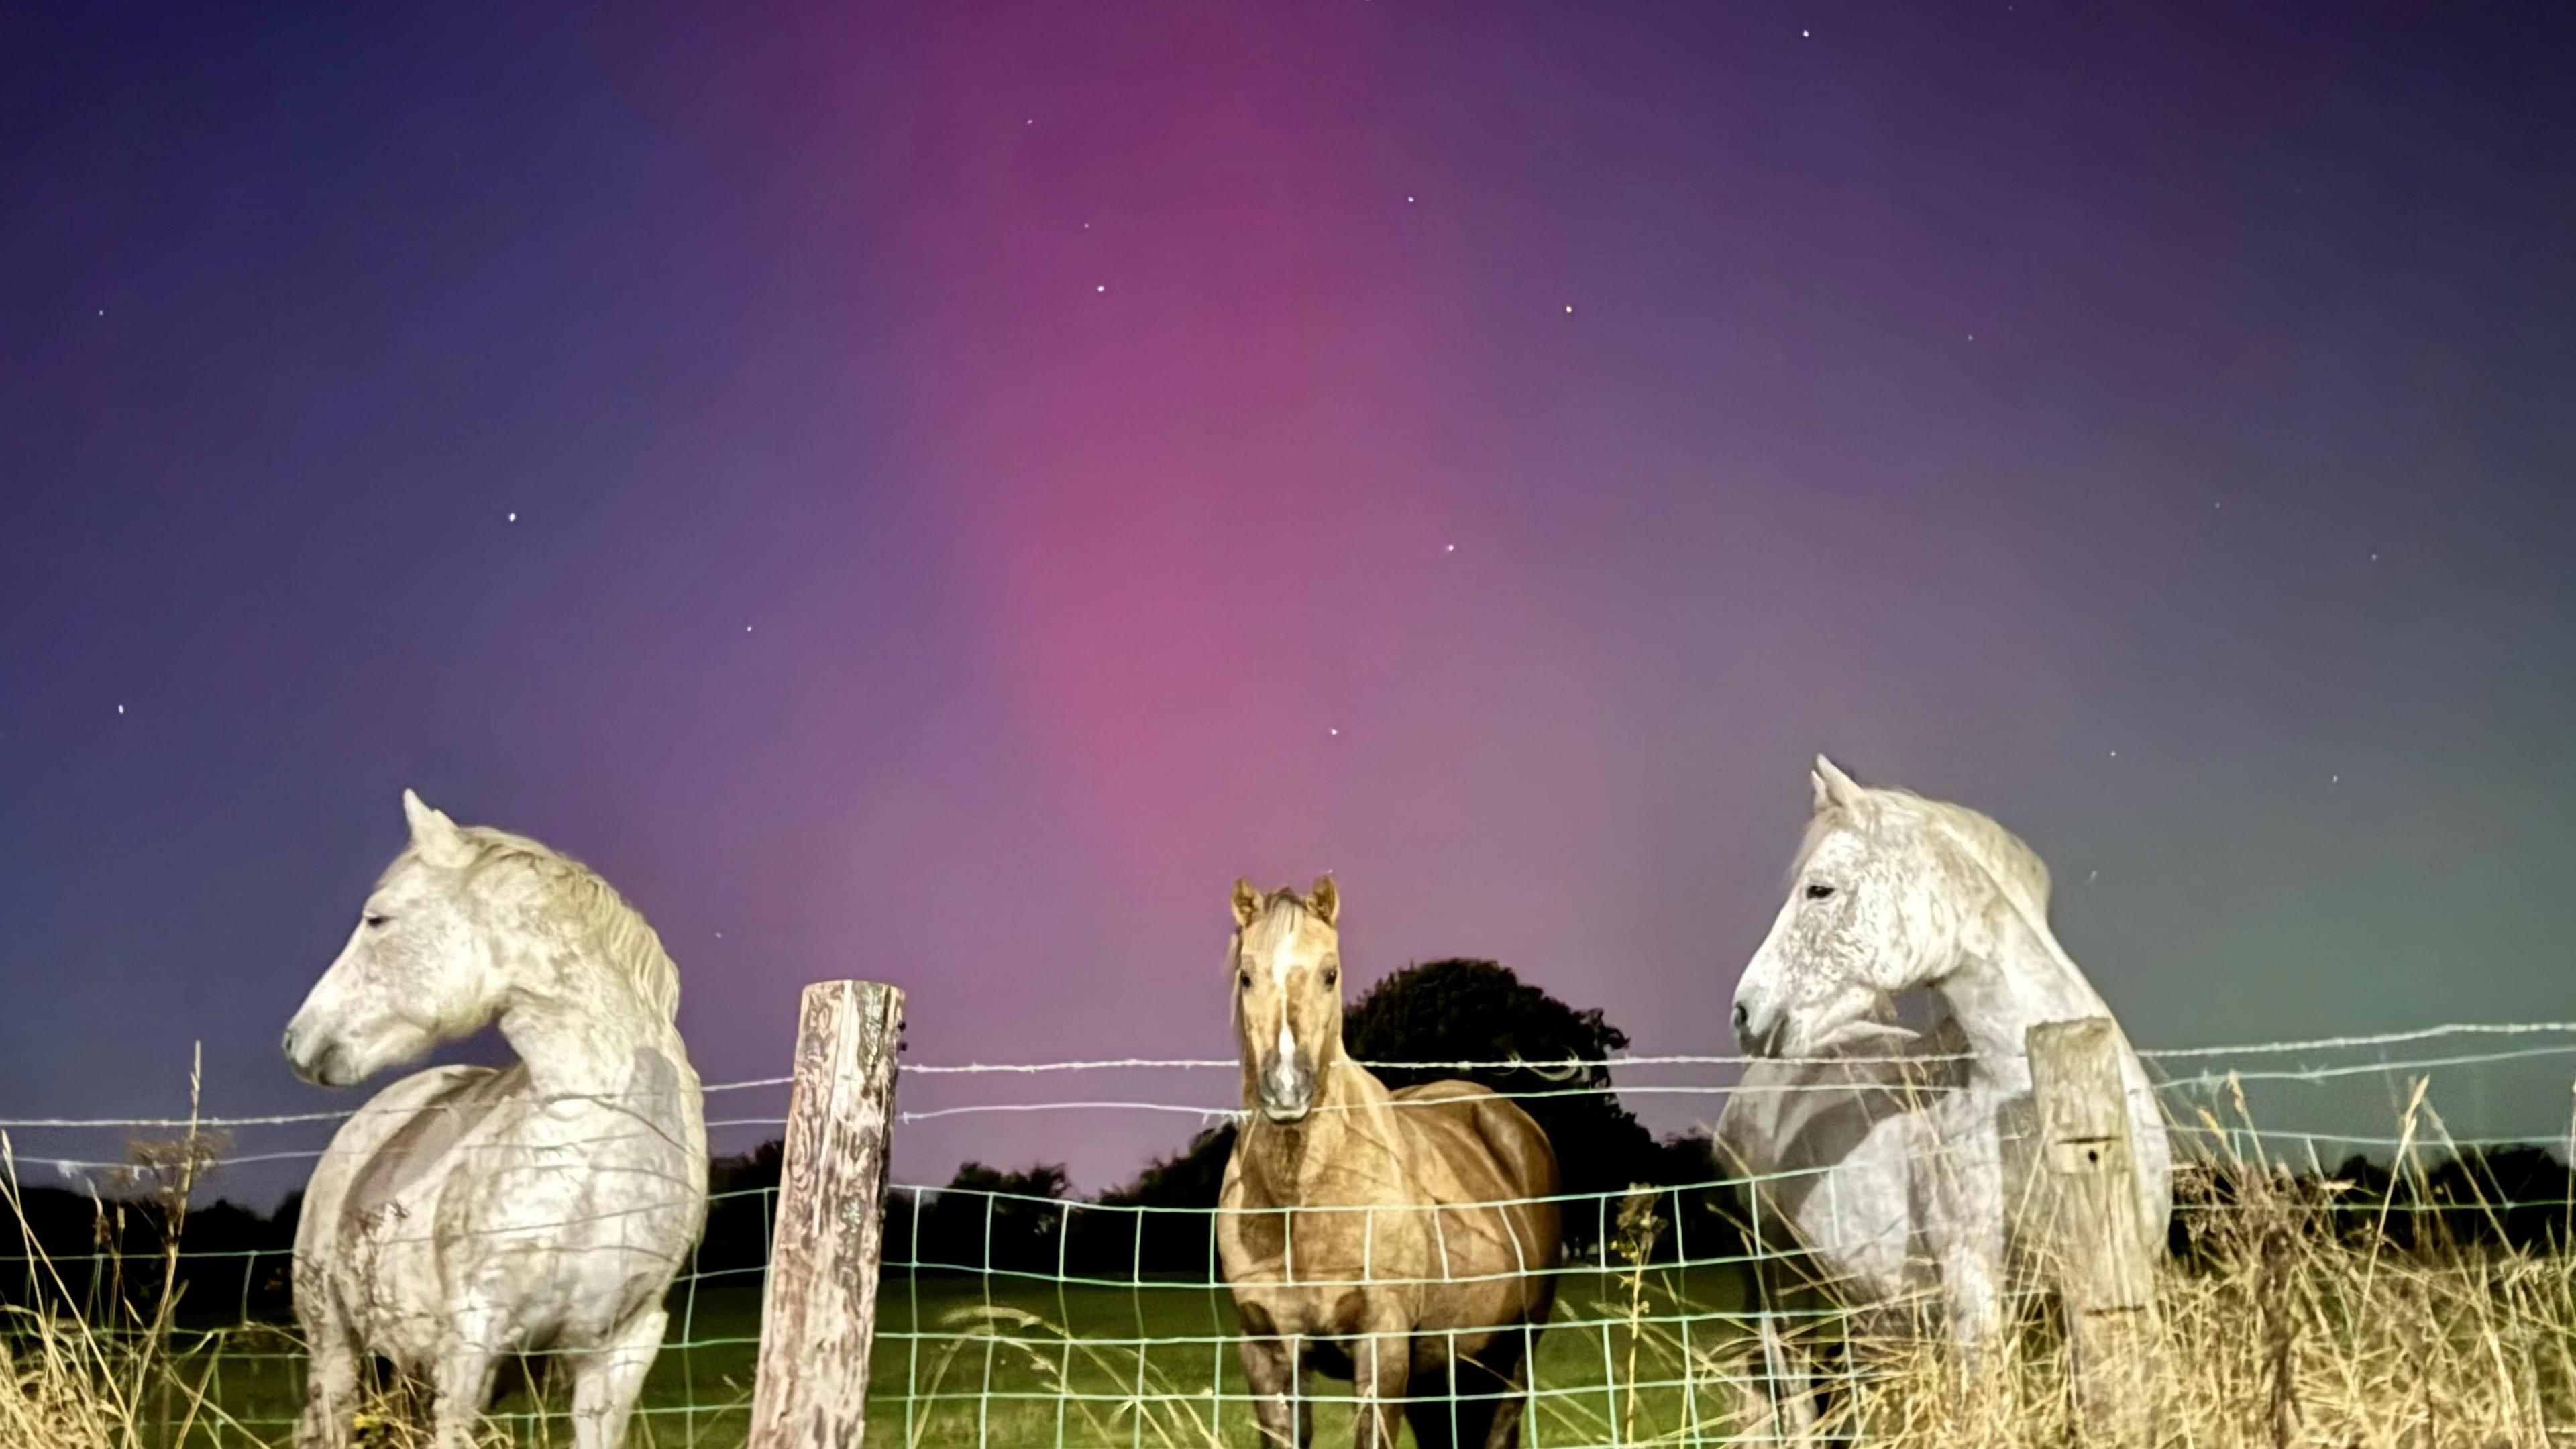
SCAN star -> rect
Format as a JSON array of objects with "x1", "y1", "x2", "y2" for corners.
[
  {"x1": 1801, "y1": 28, "x2": 1811, "y2": 37},
  {"x1": 2108, "y1": 749, "x2": 2118, "y2": 759},
  {"x1": 1564, "y1": 304, "x2": 1574, "y2": 315},
  {"x1": 1328, "y1": 727, "x2": 1338, "y2": 737},
  {"x1": 1096, "y1": 284, "x2": 1106, "y2": 293},
  {"x1": 2087, "y1": 869, "x2": 2099, "y2": 883},
  {"x1": 744, "y1": 625, "x2": 754, "y2": 633},
  {"x1": 116, "y1": 704, "x2": 125, "y2": 715},
  {"x1": 1406, "y1": 195, "x2": 1416, "y2": 203},
  {"x1": 1444, "y1": 543, "x2": 1456, "y2": 553},
  {"x1": 506, "y1": 511, "x2": 517, "y2": 523}
]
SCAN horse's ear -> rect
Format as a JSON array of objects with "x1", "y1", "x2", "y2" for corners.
[
  {"x1": 402, "y1": 788, "x2": 473, "y2": 867},
  {"x1": 1308, "y1": 875, "x2": 1338, "y2": 926},
  {"x1": 1811, "y1": 754, "x2": 1866, "y2": 814},
  {"x1": 1230, "y1": 877, "x2": 1264, "y2": 930}
]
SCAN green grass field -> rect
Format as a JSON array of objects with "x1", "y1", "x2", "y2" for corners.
[{"x1": 119, "y1": 1265, "x2": 1762, "y2": 1448}]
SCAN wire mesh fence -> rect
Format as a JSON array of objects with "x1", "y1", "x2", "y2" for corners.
[{"x1": 9, "y1": 1022, "x2": 2576, "y2": 1446}]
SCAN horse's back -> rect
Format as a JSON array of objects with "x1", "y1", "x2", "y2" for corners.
[
  {"x1": 1389, "y1": 1080, "x2": 1559, "y2": 1205},
  {"x1": 1387, "y1": 1079, "x2": 1564, "y2": 1320}
]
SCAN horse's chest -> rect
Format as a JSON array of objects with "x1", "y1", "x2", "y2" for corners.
[{"x1": 1222, "y1": 1203, "x2": 1429, "y2": 1289}]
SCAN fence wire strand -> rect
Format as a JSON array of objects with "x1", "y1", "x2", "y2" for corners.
[{"x1": 7, "y1": 1023, "x2": 2576, "y2": 1445}]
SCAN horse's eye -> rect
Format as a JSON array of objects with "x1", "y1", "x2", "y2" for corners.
[
  {"x1": 1803, "y1": 883, "x2": 1836, "y2": 901},
  {"x1": 363, "y1": 913, "x2": 390, "y2": 928},
  {"x1": 1322, "y1": 967, "x2": 1338, "y2": 987},
  {"x1": 1236, "y1": 969, "x2": 1251, "y2": 991}
]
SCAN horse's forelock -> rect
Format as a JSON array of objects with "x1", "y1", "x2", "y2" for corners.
[{"x1": 1236, "y1": 888, "x2": 1322, "y2": 943}]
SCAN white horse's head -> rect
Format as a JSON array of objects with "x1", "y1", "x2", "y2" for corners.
[
  {"x1": 1733, "y1": 756, "x2": 2037, "y2": 1058},
  {"x1": 1228, "y1": 875, "x2": 1343, "y2": 1124},
  {"x1": 282, "y1": 790, "x2": 511, "y2": 1087}
]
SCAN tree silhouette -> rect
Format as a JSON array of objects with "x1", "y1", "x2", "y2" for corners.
[{"x1": 1342, "y1": 958, "x2": 1668, "y2": 1244}]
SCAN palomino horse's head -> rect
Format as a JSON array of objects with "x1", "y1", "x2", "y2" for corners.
[
  {"x1": 1227, "y1": 876, "x2": 1342, "y2": 1124},
  {"x1": 282, "y1": 790, "x2": 513, "y2": 1087},
  {"x1": 1733, "y1": 755, "x2": 2022, "y2": 1058}
]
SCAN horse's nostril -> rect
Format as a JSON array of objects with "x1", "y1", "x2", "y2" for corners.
[{"x1": 1731, "y1": 1002, "x2": 1750, "y2": 1035}]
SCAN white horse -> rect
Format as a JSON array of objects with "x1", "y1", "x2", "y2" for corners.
[
  {"x1": 1717, "y1": 757, "x2": 2169, "y2": 1363},
  {"x1": 281, "y1": 791, "x2": 708, "y2": 1449}
]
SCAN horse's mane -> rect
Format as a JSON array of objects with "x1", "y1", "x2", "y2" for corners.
[
  {"x1": 1799, "y1": 784, "x2": 2055, "y2": 932},
  {"x1": 409, "y1": 826, "x2": 683, "y2": 1022}
]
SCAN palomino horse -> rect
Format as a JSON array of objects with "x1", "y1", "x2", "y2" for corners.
[
  {"x1": 1216, "y1": 876, "x2": 1556, "y2": 1433},
  {"x1": 281, "y1": 792, "x2": 708, "y2": 1449},
  {"x1": 1717, "y1": 758, "x2": 2170, "y2": 1389},
  {"x1": 1217, "y1": 878, "x2": 1562, "y2": 1449}
]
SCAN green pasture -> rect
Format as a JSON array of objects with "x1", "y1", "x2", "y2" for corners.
[{"x1": 107, "y1": 1265, "x2": 1769, "y2": 1448}]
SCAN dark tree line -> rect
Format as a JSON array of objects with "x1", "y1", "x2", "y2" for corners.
[
  {"x1": 2167, "y1": 1144, "x2": 2576, "y2": 1266},
  {"x1": 17, "y1": 957, "x2": 2576, "y2": 1325},
  {"x1": 684, "y1": 960, "x2": 1750, "y2": 1280}
]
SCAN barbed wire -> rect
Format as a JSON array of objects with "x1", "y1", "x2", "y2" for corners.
[{"x1": 11, "y1": 1023, "x2": 2576, "y2": 1446}]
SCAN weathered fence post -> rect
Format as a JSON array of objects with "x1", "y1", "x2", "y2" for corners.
[
  {"x1": 2027, "y1": 1016, "x2": 2163, "y2": 1448},
  {"x1": 749, "y1": 979, "x2": 906, "y2": 1449}
]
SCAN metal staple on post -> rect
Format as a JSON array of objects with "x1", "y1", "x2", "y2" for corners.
[
  {"x1": 2027, "y1": 1016, "x2": 2164, "y2": 1449},
  {"x1": 749, "y1": 979, "x2": 906, "y2": 1449}
]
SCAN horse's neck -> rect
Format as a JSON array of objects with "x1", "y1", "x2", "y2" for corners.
[
  {"x1": 1238, "y1": 1061, "x2": 1392, "y2": 1198},
  {"x1": 497, "y1": 951, "x2": 685, "y2": 1103},
  {"x1": 1937, "y1": 906, "x2": 2110, "y2": 1083}
]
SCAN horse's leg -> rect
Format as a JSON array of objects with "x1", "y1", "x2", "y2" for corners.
[
  {"x1": 292, "y1": 1301, "x2": 361, "y2": 1449},
  {"x1": 568, "y1": 1307, "x2": 667, "y2": 1449},
  {"x1": 429, "y1": 1311, "x2": 502, "y2": 1449},
  {"x1": 1417, "y1": 1325, "x2": 1524, "y2": 1449},
  {"x1": 1238, "y1": 1330, "x2": 1305, "y2": 1449},
  {"x1": 1401, "y1": 1356, "x2": 1456, "y2": 1449},
  {"x1": 1469, "y1": 1322, "x2": 1536, "y2": 1449},
  {"x1": 1938, "y1": 1236, "x2": 2005, "y2": 1370},
  {"x1": 1350, "y1": 1325, "x2": 1410, "y2": 1449},
  {"x1": 1749, "y1": 1308, "x2": 1819, "y2": 1446}
]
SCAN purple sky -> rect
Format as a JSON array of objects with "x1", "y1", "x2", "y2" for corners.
[{"x1": 4, "y1": 1, "x2": 2575, "y2": 1205}]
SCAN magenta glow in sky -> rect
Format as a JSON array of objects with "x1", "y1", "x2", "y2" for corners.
[{"x1": 3, "y1": 1, "x2": 2574, "y2": 1201}]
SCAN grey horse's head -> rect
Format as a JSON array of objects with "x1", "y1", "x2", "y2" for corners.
[
  {"x1": 1732, "y1": 755, "x2": 2023, "y2": 1058},
  {"x1": 1227, "y1": 875, "x2": 1344, "y2": 1124},
  {"x1": 282, "y1": 790, "x2": 512, "y2": 1087}
]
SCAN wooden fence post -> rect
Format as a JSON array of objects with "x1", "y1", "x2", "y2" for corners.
[
  {"x1": 2027, "y1": 1016, "x2": 2163, "y2": 1448},
  {"x1": 749, "y1": 979, "x2": 906, "y2": 1449}
]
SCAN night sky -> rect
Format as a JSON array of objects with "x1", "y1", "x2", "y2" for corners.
[{"x1": 5, "y1": 2, "x2": 2575, "y2": 1204}]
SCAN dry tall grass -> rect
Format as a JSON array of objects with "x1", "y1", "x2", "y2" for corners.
[
  {"x1": 11, "y1": 1079, "x2": 2576, "y2": 1447},
  {"x1": 1572, "y1": 1085, "x2": 2576, "y2": 1449}
]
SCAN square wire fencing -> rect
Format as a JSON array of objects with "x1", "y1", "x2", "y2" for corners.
[{"x1": 8, "y1": 1018, "x2": 2576, "y2": 1447}]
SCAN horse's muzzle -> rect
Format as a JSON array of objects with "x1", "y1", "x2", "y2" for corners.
[
  {"x1": 1733, "y1": 998, "x2": 1784, "y2": 1058},
  {"x1": 1256, "y1": 1051, "x2": 1314, "y2": 1122},
  {"x1": 282, "y1": 1022, "x2": 347, "y2": 1087}
]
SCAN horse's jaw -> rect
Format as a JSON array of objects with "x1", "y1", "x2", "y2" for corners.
[{"x1": 282, "y1": 1010, "x2": 447, "y2": 1088}]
